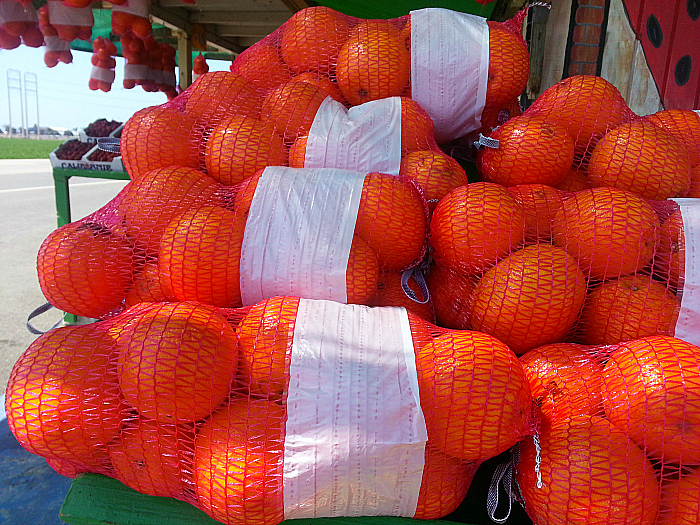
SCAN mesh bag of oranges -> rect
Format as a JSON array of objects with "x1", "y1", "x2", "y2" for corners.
[
  {"x1": 6, "y1": 297, "x2": 535, "y2": 524},
  {"x1": 117, "y1": 4, "x2": 529, "y2": 161},
  {"x1": 35, "y1": 164, "x2": 432, "y2": 319}
]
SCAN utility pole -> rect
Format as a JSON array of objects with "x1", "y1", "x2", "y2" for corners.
[
  {"x1": 6, "y1": 69, "x2": 25, "y2": 137},
  {"x1": 24, "y1": 72, "x2": 39, "y2": 138}
]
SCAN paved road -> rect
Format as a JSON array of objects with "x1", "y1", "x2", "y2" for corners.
[{"x1": 0, "y1": 159, "x2": 129, "y2": 392}]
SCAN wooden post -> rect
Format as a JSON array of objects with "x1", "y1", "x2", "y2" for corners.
[
  {"x1": 526, "y1": 4, "x2": 551, "y2": 104},
  {"x1": 177, "y1": 29, "x2": 193, "y2": 90}
]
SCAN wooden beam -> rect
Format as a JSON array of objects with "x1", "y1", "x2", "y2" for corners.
[
  {"x1": 176, "y1": 29, "x2": 193, "y2": 89},
  {"x1": 216, "y1": 25, "x2": 282, "y2": 38},
  {"x1": 150, "y1": 4, "x2": 246, "y2": 54},
  {"x1": 279, "y1": 0, "x2": 310, "y2": 12},
  {"x1": 189, "y1": 11, "x2": 291, "y2": 26}
]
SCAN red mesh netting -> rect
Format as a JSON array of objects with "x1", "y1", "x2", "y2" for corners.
[
  {"x1": 6, "y1": 299, "x2": 533, "y2": 523},
  {"x1": 8, "y1": 3, "x2": 700, "y2": 523}
]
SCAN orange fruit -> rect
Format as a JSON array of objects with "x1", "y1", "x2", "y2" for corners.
[
  {"x1": 485, "y1": 21, "x2": 530, "y2": 109},
  {"x1": 184, "y1": 71, "x2": 263, "y2": 120},
  {"x1": 577, "y1": 273, "x2": 679, "y2": 345},
  {"x1": 654, "y1": 207, "x2": 684, "y2": 289},
  {"x1": 336, "y1": 21, "x2": 410, "y2": 106},
  {"x1": 118, "y1": 165, "x2": 221, "y2": 254},
  {"x1": 5, "y1": 323, "x2": 124, "y2": 472},
  {"x1": 414, "y1": 446, "x2": 478, "y2": 520},
  {"x1": 280, "y1": 6, "x2": 351, "y2": 74},
  {"x1": 587, "y1": 119, "x2": 692, "y2": 200},
  {"x1": 602, "y1": 335, "x2": 700, "y2": 465},
  {"x1": 345, "y1": 235, "x2": 380, "y2": 304},
  {"x1": 124, "y1": 258, "x2": 176, "y2": 307},
  {"x1": 424, "y1": 262, "x2": 476, "y2": 330},
  {"x1": 506, "y1": 184, "x2": 565, "y2": 243},
  {"x1": 477, "y1": 115, "x2": 576, "y2": 187},
  {"x1": 194, "y1": 398, "x2": 285, "y2": 525},
  {"x1": 400, "y1": 97, "x2": 437, "y2": 155},
  {"x1": 108, "y1": 416, "x2": 195, "y2": 500},
  {"x1": 260, "y1": 80, "x2": 329, "y2": 141},
  {"x1": 229, "y1": 43, "x2": 290, "y2": 92},
  {"x1": 687, "y1": 163, "x2": 700, "y2": 197},
  {"x1": 517, "y1": 415, "x2": 660, "y2": 525},
  {"x1": 416, "y1": 330, "x2": 531, "y2": 461},
  {"x1": 551, "y1": 187, "x2": 659, "y2": 281},
  {"x1": 288, "y1": 134, "x2": 308, "y2": 168},
  {"x1": 369, "y1": 269, "x2": 435, "y2": 323},
  {"x1": 121, "y1": 105, "x2": 203, "y2": 179},
  {"x1": 520, "y1": 342, "x2": 604, "y2": 424},
  {"x1": 113, "y1": 301, "x2": 239, "y2": 423},
  {"x1": 355, "y1": 172, "x2": 427, "y2": 270},
  {"x1": 205, "y1": 114, "x2": 287, "y2": 186},
  {"x1": 45, "y1": 457, "x2": 85, "y2": 479},
  {"x1": 470, "y1": 243, "x2": 587, "y2": 355},
  {"x1": 525, "y1": 75, "x2": 630, "y2": 156},
  {"x1": 399, "y1": 150, "x2": 468, "y2": 210},
  {"x1": 37, "y1": 221, "x2": 135, "y2": 319},
  {"x1": 479, "y1": 97, "x2": 522, "y2": 135},
  {"x1": 656, "y1": 468, "x2": 700, "y2": 525},
  {"x1": 288, "y1": 71, "x2": 346, "y2": 104},
  {"x1": 159, "y1": 206, "x2": 246, "y2": 307},
  {"x1": 647, "y1": 109, "x2": 700, "y2": 167},
  {"x1": 556, "y1": 166, "x2": 594, "y2": 192},
  {"x1": 236, "y1": 296, "x2": 300, "y2": 398},
  {"x1": 429, "y1": 182, "x2": 526, "y2": 274}
]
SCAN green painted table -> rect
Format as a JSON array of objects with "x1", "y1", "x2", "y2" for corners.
[
  {"x1": 59, "y1": 473, "x2": 477, "y2": 525},
  {"x1": 52, "y1": 167, "x2": 130, "y2": 229}
]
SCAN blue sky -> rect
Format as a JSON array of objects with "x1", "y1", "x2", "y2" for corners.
[{"x1": 0, "y1": 45, "x2": 230, "y2": 132}]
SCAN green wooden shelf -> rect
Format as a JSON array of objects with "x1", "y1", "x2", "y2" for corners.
[
  {"x1": 59, "y1": 473, "x2": 477, "y2": 525},
  {"x1": 52, "y1": 168, "x2": 130, "y2": 229}
]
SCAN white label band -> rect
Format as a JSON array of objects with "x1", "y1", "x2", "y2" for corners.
[
  {"x1": 304, "y1": 96, "x2": 402, "y2": 175},
  {"x1": 410, "y1": 8, "x2": 489, "y2": 144},
  {"x1": 672, "y1": 198, "x2": 700, "y2": 345},
  {"x1": 283, "y1": 299, "x2": 427, "y2": 519},
  {"x1": 47, "y1": 1, "x2": 93, "y2": 26},
  {"x1": 239, "y1": 167, "x2": 365, "y2": 306},
  {"x1": 112, "y1": 0, "x2": 150, "y2": 19}
]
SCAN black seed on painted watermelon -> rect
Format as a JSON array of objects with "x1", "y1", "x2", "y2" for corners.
[
  {"x1": 647, "y1": 14, "x2": 663, "y2": 48},
  {"x1": 675, "y1": 55, "x2": 692, "y2": 86}
]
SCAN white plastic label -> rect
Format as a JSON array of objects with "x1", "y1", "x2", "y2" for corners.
[
  {"x1": 47, "y1": 1, "x2": 93, "y2": 27},
  {"x1": 162, "y1": 70, "x2": 177, "y2": 87},
  {"x1": 44, "y1": 35, "x2": 71, "y2": 52},
  {"x1": 672, "y1": 198, "x2": 700, "y2": 345},
  {"x1": 124, "y1": 63, "x2": 148, "y2": 80},
  {"x1": 240, "y1": 167, "x2": 365, "y2": 306},
  {"x1": 0, "y1": 0, "x2": 38, "y2": 24},
  {"x1": 283, "y1": 299, "x2": 427, "y2": 519},
  {"x1": 410, "y1": 8, "x2": 489, "y2": 144},
  {"x1": 112, "y1": 0, "x2": 149, "y2": 19},
  {"x1": 90, "y1": 66, "x2": 115, "y2": 83},
  {"x1": 304, "y1": 97, "x2": 402, "y2": 175}
]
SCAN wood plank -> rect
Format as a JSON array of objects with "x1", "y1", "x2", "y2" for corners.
[
  {"x1": 600, "y1": 0, "x2": 662, "y2": 115},
  {"x1": 539, "y1": 0, "x2": 571, "y2": 94}
]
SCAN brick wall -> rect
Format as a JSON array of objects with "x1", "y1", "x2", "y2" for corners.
[{"x1": 567, "y1": 0, "x2": 608, "y2": 76}]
